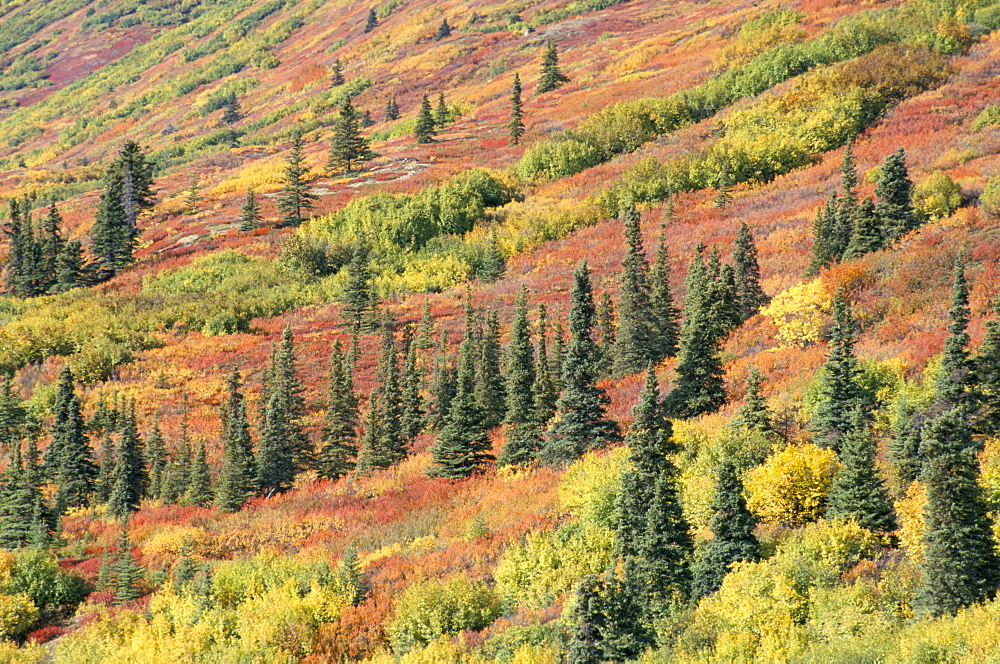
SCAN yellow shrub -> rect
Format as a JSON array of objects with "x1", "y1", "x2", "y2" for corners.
[
  {"x1": 0, "y1": 593, "x2": 39, "y2": 640},
  {"x1": 389, "y1": 578, "x2": 501, "y2": 653},
  {"x1": 760, "y1": 278, "x2": 831, "y2": 348},
  {"x1": 139, "y1": 526, "x2": 208, "y2": 557},
  {"x1": 895, "y1": 481, "x2": 927, "y2": 563},
  {"x1": 746, "y1": 445, "x2": 841, "y2": 526},
  {"x1": 914, "y1": 170, "x2": 964, "y2": 220},
  {"x1": 558, "y1": 446, "x2": 630, "y2": 528}
]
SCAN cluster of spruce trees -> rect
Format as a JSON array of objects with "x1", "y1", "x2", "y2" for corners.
[{"x1": 808, "y1": 145, "x2": 920, "y2": 274}]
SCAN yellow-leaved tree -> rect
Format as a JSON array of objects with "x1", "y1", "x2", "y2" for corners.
[
  {"x1": 746, "y1": 444, "x2": 841, "y2": 526},
  {"x1": 760, "y1": 279, "x2": 831, "y2": 348}
]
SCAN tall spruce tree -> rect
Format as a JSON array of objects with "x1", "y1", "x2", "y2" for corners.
[
  {"x1": 54, "y1": 239, "x2": 85, "y2": 293},
  {"x1": 257, "y1": 389, "x2": 297, "y2": 496},
  {"x1": 183, "y1": 439, "x2": 213, "y2": 507},
  {"x1": 537, "y1": 41, "x2": 569, "y2": 93},
  {"x1": 826, "y1": 408, "x2": 897, "y2": 535},
  {"x1": 384, "y1": 96, "x2": 400, "y2": 122},
  {"x1": 541, "y1": 262, "x2": 620, "y2": 464},
  {"x1": 429, "y1": 331, "x2": 457, "y2": 431},
  {"x1": 807, "y1": 194, "x2": 840, "y2": 277},
  {"x1": 434, "y1": 93, "x2": 449, "y2": 127},
  {"x1": 429, "y1": 323, "x2": 494, "y2": 478},
  {"x1": 732, "y1": 221, "x2": 769, "y2": 323},
  {"x1": 595, "y1": 292, "x2": 616, "y2": 378},
  {"x1": 648, "y1": 230, "x2": 680, "y2": 361},
  {"x1": 691, "y1": 460, "x2": 759, "y2": 598},
  {"x1": 145, "y1": 417, "x2": 167, "y2": 500},
  {"x1": 508, "y1": 73, "x2": 525, "y2": 145},
  {"x1": 973, "y1": 296, "x2": 1000, "y2": 435},
  {"x1": 414, "y1": 95, "x2": 436, "y2": 144},
  {"x1": 327, "y1": 98, "x2": 373, "y2": 174},
  {"x1": 475, "y1": 310, "x2": 506, "y2": 429},
  {"x1": 935, "y1": 255, "x2": 971, "y2": 408},
  {"x1": 110, "y1": 520, "x2": 144, "y2": 605},
  {"x1": 50, "y1": 367, "x2": 97, "y2": 512},
  {"x1": 107, "y1": 402, "x2": 147, "y2": 518},
  {"x1": 276, "y1": 130, "x2": 317, "y2": 227},
  {"x1": 435, "y1": 18, "x2": 451, "y2": 40},
  {"x1": 262, "y1": 326, "x2": 312, "y2": 471},
  {"x1": 400, "y1": 331, "x2": 424, "y2": 444},
  {"x1": 318, "y1": 341, "x2": 360, "y2": 480},
  {"x1": 239, "y1": 189, "x2": 263, "y2": 232},
  {"x1": 640, "y1": 463, "x2": 694, "y2": 602},
  {"x1": 875, "y1": 147, "x2": 918, "y2": 243},
  {"x1": 0, "y1": 375, "x2": 27, "y2": 448},
  {"x1": 356, "y1": 324, "x2": 408, "y2": 470},
  {"x1": 917, "y1": 407, "x2": 1000, "y2": 616},
  {"x1": 364, "y1": 7, "x2": 377, "y2": 32},
  {"x1": 613, "y1": 204, "x2": 653, "y2": 377},
  {"x1": 842, "y1": 198, "x2": 883, "y2": 260},
  {"x1": 566, "y1": 575, "x2": 608, "y2": 664},
  {"x1": 0, "y1": 445, "x2": 43, "y2": 549},
  {"x1": 342, "y1": 240, "x2": 375, "y2": 334},
  {"x1": 215, "y1": 369, "x2": 256, "y2": 513},
  {"x1": 499, "y1": 287, "x2": 540, "y2": 467},
  {"x1": 532, "y1": 304, "x2": 559, "y2": 428},
  {"x1": 732, "y1": 367, "x2": 773, "y2": 433},
  {"x1": 810, "y1": 288, "x2": 863, "y2": 451}
]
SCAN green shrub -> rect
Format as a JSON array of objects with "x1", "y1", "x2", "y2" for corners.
[
  {"x1": 389, "y1": 577, "x2": 501, "y2": 653},
  {"x1": 3, "y1": 550, "x2": 88, "y2": 612},
  {"x1": 980, "y1": 175, "x2": 1000, "y2": 217},
  {"x1": 516, "y1": 135, "x2": 603, "y2": 180},
  {"x1": 914, "y1": 170, "x2": 964, "y2": 220}
]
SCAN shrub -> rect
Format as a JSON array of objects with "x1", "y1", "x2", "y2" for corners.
[
  {"x1": 914, "y1": 170, "x2": 964, "y2": 220},
  {"x1": 0, "y1": 594, "x2": 39, "y2": 640},
  {"x1": 388, "y1": 577, "x2": 501, "y2": 653},
  {"x1": 980, "y1": 175, "x2": 1000, "y2": 218},
  {"x1": 760, "y1": 279, "x2": 832, "y2": 349},
  {"x1": 516, "y1": 135, "x2": 604, "y2": 181},
  {"x1": 558, "y1": 446, "x2": 630, "y2": 528},
  {"x1": 745, "y1": 445, "x2": 841, "y2": 527},
  {"x1": 3, "y1": 550, "x2": 88, "y2": 612}
]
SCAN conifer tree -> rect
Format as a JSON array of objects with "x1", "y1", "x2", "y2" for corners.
[
  {"x1": 327, "y1": 98, "x2": 373, "y2": 174},
  {"x1": 532, "y1": 304, "x2": 559, "y2": 427},
  {"x1": 430, "y1": 331, "x2": 457, "y2": 430},
  {"x1": 842, "y1": 198, "x2": 883, "y2": 260},
  {"x1": 49, "y1": 367, "x2": 97, "y2": 512},
  {"x1": 414, "y1": 95, "x2": 436, "y2": 144},
  {"x1": 277, "y1": 130, "x2": 317, "y2": 227},
  {"x1": 732, "y1": 367, "x2": 773, "y2": 433},
  {"x1": 342, "y1": 240, "x2": 375, "y2": 333},
  {"x1": 384, "y1": 96, "x2": 400, "y2": 122},
  {"x1": 182, "y1": 439, "x2": 212, "y2": 507},
  {"x1": 917, "y1": 407, "x2": 1000, "y2": 616},
  {"x1": 973, "y1": 296, "x2": 1000, "y2": 435},
  {"x1": 434, "y1": 92, "x2": 449, "y2": 127},
  {"x1": 111, "y1": 521, "x2": 144, "y2": 605},
  {"x1": 732, "y1": 221, "x2": 769, "y2": 322},
  {"x1": 108, "y1": 402, "x2": 147, "y2": 518},
  {"x1": 613, "y1": 204, "x2": 652, "y2": 376},
  {"x1": 364, "y1": 8, "x2": 377, "y2": 32},
  {"x1": 826, "y1": 408, "x2": 896, "y2": 535},
  {"x1": 0, "y1": 445, "x2": 41, "y2": 549},
  {"x1": 537, "y1": 41, "x2": 569, "y2": 93},
  {"x1": 640, "y1": 463, "x2": 694, "y2": 602},
  {"x1": 551, "y1": 316, "x2": 566, "y2": 393},
  {"x1": 541, "y1": 262, "x2": 620, "y2": 464},
  {"x1": 145, "y1": 417, "x2": 167, "y2": 500},
  {"x1": 935, "y1": 255, "x2": 971, "y2": 407},
  {"x1": 239, "y1": 189, "x2": 263, "y2": 232},
  {"x1": 831, "y1": 142, "x2": 859, "y2": 260},
  {"x1": 91, "y1": 166, "x2": 136, "y2": 272},
  {"x1": 475, "y1": 311, "x2": 506, "y2": 429},
  {"x1": 215, "y1": 370, "x2": 255, "y2": 513},
  {"x1": 318, "y1": 341, "x2": 360, "y2": 480},
  {"x1": 416, "y1": 298, "x2": 435, "y2": 349},
  {"x1": 810, "y1": 288, "x2": 862, "y2": 451},
  {"x1": 361, "y1": 110, "x2": 374, "y2": 128},
  {"x1": 331, "y1": 58, "x2": 345, "y2": 86},
  {"x1": 807, "y1": 194, "x2": 839, "y2": 277},
  {"x1": 184, "y1": 174, "x2": 200, "y2": 215},
  {"x1": 374, "y1": 322, "x2": 408, "y2": 467},
  {"x1": 566, "y1": 575, "x2": 607, "y2": 664},
  {"x1": 429, "y1": 326, "x2": 493, "y2": 478},
  {"x1": 54, "y1": 239, "x2": 85, "y2": 293},
  {"x1": 648, "y1": 230, "x2": 680, "y2": 361},
  {"x1": 257, "y1": 390, "x2": 297, "y2": 496},
  {"x1": 691, "y1": 460, "x2": 759, "y2": 598},
  {"x1": 400, "y1": 330, "x2": 424, "y2": 443},
  {"x1": 435, "y1": 18, "x2": 451, "y2": 40},
  {"x1": 499, "y1": 287, "x2": 539, "y2": 467},
  {"x1": 889, "y1": 394, "x2": 923, "y2": 485},
  {"x1": 876, "y1": 147, "x2": 918, "y2": 243},
  {"x1": 94, "y1": 438, "x2": 115, "y2": 504},
  {"x1": 262, "y1": 326, "x2": 312, "y2": 471},
  {"x1": 221, "y1": 94, "x2": 241, "y2": 124},
  {"x1": 508, "y1": 72, "x2": 525, "y2": 145},
  {"x1": 0, "y1": 375, "x2": 27, "y2": 448}
]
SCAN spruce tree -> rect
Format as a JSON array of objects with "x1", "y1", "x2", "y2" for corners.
[
  {"x1": 327, "y1": 98, "x2": 373, "y2": 174},
  {"x1": 537, "y1": 41, "x2": 569, "y2": 94},
  {"x1": 810, "y1": 288, "x2": 863, "y2": 451},
  {"x1": 221, "y1": 94, "x2": 241, "y2": 124},
  {"x1": 875, "y1": 147, "x2": 918, "y2": 243},
  {"x1": 414, "y1": 95, "x2": 436, "y2": 144},
  {"x1": 532, "y1": 304, "x2": 559, "y2": 427},
  {"x1": 648, "y1": 230, "x2": 680, "y2": 361},
  {"x1": 262, "y1": 326, "x2": 312, "y2": 471},
  {"x1": 541, "y1": 262, "x2": 620, "y2": 464},
  {"x1": 435, "y1": 18, "x2": 451, "y2": 40},
  {"x1": 429, "y1": 331, "x2": 457, "y2": 430},
  {"x1": 566, "y1": 575, "x2": 607, "y2": 664},
  {"x1": 691, "y1": 460, "x2": 759, "y2": 598},
  {"x1": 50, "y1": 367, "x2": 97, "y2": 512},
  {"x1": 276, "y1": 130, "x2": 317, "y2": 227},
  {"x1": 917, "y1": 407, "x2": 1000, "y2": 616},
  {"x1": 434, "y1": 93, "x2": 449, "y2": 127},
  {"x1": 145, "y1": 417, "x2": 167, "y2": 500},
  {"x1": 613, "y1": 204, "x2": 652, "y2": 377},
  {"x1": 429, "y1": 327, "x2": 494, "y2": 478},
  {"x1": 732, "y1": 221, "x2": 769, "y2": 323},
  {"x1": 499, "y1": 287, "x2": 540, "y2": 467},
  {"x1": 640, "y1": 463, "x2": 694, "y2": 602},
  {"x1": 508, "y1": 72, "x2": 525, "y2": 145},
  {"x1": 318, "y1": 340, "x2": 360, "y2": 480},
  {"x1": 374, "y1": 322, "x2": 408, "y2": 467},
  {"x1": 54, "y1": 239, "x2": 85, "y2": 293},
  {"x1": 475, "y1": 311, "x2": 506, "y2": 429},
  {"x1": 215, "y1": 369, "x2": 256, "y2": 513},
  {"x1": 889, "y1": 393, "x2": 923, "y2": 485},
  {"x1": 595, "y1": 292, "x2": 616, "y2": 378},
  {"x1": 94, "y1": 438, "x2": 115, "y2": 505},
  {"x1": 0, "y1": 445, "x2": 40, "y2": 549},
  {"x1": 90, "y1": 165, "x2": 136, "y2": 272},
  {"x1": 331, "y1": 58, "x2": 345, "y2": 86},
  {"x1": 826, "y1": 408, "x2": 897, "y2": 535},
  {"x1": 364, "y1": 7, "x2": 377, "y2": 32},
  {"x1": 111, "y1": 521, "x2": 144, "y2": 605},
  {"x1": 239, "y1": 190, "x2": 263, "y2": 232},
  {"x1": 107, "y1": 402, "x2": 147, "y2": 518},
  {"x1": 550, "y1": 316, "x2": 566, "y2": 393},
  {"x1": 0, "y1": 375, "x2": 27, "y2": 448},
  {"x1": 400, "y1": 330, "x2": 424, "y2": 444},
  {"x1": 415, "y1": 298, "x2": 435, "y2": 349},
  {"x1": 732, "y1": 367, "x2": 773, "y2": 433},
  {"x1": 384, "y1": 96, "x2": 400, "y2": 122},
  {"x1": 842, "y1": 198, "x2": 883, "y2": 260},
  {"x1": 973, "y1": 296, "x2": 1000, "y2": 435},
  {"x1": 807, "y1": 194, "x2": 840, "y2": 276},
  {"x1": 935, "y1": 255, "x2": 971, "y2": 407},
  {"x1": 183, "y1": 439, "x2": 213, "y2": 507},
  {"x1": 184, "y1": 174, "x2": 200, "y2": 215},
  {"x1": 257, "y1": 390, "x2": 297, "y2": 496},
  {"x1": 342, "y1": 240, "x2": 375, "y2": 333}
]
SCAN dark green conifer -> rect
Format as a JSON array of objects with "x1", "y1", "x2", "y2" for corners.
[
  {"x1": 732, "y1": 367, "x2": 773, "y2": 433},
  {"x1": 732, "y1": 221, "x2": 769, "y2": 322},
  {"x1": 640, "y1": 462, "x2": 693, "y2": 601},
  {"x1": 532, "y1": 304, "x2": 559, "y2": 427},
  {"x1": 215, "y1": 370, "x2": 255, "y2": 513},
  {"x1": 145, "y1": 417, "x2": 167, "y2": 500},
  {"x1": 826, "y1": 408, "x2": 897, "y2": 535},
  {"x1": 239, "y1": 190, "x2": 263, "y2": 232},
  {"x1": 648, "y1": 230, "x2": 680, "y2": 361},
  {"x1": 0, "y1": 445, "x2": 39, "y2": 548},
  {"x1": 276, "y1": 130, "x2": 317, "y2": 227},
  {"x1": 435, "y1": 18, "x2": 451, "y2": 40},
  {"x1": 691, "y1": 460, "x2": 759, "y2": 598},
  {"x1": 889, "y1": 394, "x2": 923, "y2": 485},
  {"x1": 917, "y1": 407, "x2": 1000, "y2": 616},
  {"x1": 935, "y1": 255, "x2": 971, "y2": 407},
  {"x1": 499, "y1": 288, "x2": 540, "y2": 467},
  {"x1": 50, "y1": 368, "x2": 97, "y2": 512},
  {"x1": 400, "y1": 330, "x2": 424, "y2": 443},
  {"x1": 262, "y1": 326, "x2": 312, "y2": 471},
  {"x1": 508, "y1": 73, "x2": 525, "y2": 145},
  {"x1": 537, "y1": 41, "x2": 569, "y2": 94},
  {"x1": 318, "y1": 341, "x2": 360, "y2": 480},
  {"x1": 0, "y1": 375, "x2": 27, "y2": 448},
  {"x1": 415, "y1": 299, "x2": 435, "y2": 349},
  {"x1": 384, "y1": 96, "x2": 400, "y2": 122},
  {"x1": 875, "y1": 148, "x2": 918, "y2": 243},
  {"x1": 807, "y1": 194, "x2": 840, "y2": 277},
  {"x1": 973, "y1": 296, "x2": 1000, "y2": 435},
  {"x1": 595, "y1": 292, "x2": 615, "y2": 378},
  {"x1": 566, "y1": 575, "x2": 607, "y2": 664},
  {"x1": 111, "y1": 521, "x2": 144, "y2": 605},
  {"x1": 842, "y1": 198, "x2": 883, "y2": 260},
  {"x1": 331, "y1": 58, "x2": 345, "y2": 86},
  {"x1": 541, "y1": 262, "x2": 620, "y2": 464},
  {"x1": 342, "y1": 241, "x2": 375, "y2": 333},
  {"x1": 364, "y1": 8, "x2": 377, "y2": 32},
  {"x1": 221, "y1": 94, "x2": 241, "y2": 124},
  {"x1": 257, "y1": 390, "x2": 297, "y2": 496},
  {"x1": 810, "y1": 288, "x2": 862, "y2": 451},
  {"x1": 550, "y1": 316, "x2": 566, "y2": 393},
  {"x1": 53, "y1": 239, "x2": 85, "y2": 293},
  {"x1": 475, "y1": 311, "x2": 506, "y2": 429},
  {"x1": 94, "y1": 438, "x2": 115, "y2": 504},
  {"x1": 434, "y1": 92, "x2": 449, "y2": 127},
  {"x1": 183, "y1": 439, "x2": 213, "y2": 507},
  {"x1": 107, "y1": 402, "x2": 147, "y2": 518},
  {"x1": 414, "y1": 95, "x2": 436, "y2": 144},
  {"x1": 612, "y1": 205, "x2": 652, "y2": 377},
  {"x1": 429, "y1": 331, "x2": 457, "y2": 431},
  {"x1": 327, "y1": 98, "x2": 373, "y2": 174}
]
